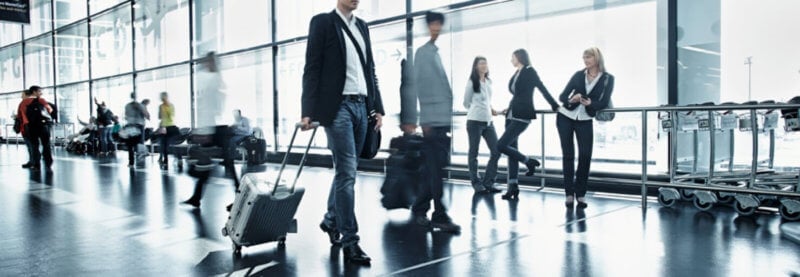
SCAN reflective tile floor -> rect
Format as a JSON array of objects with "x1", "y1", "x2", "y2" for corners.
[{"x1": 1, "y1": 145, "x2": 799, "y2": 276}]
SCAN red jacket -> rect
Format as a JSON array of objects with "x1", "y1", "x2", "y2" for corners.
[{"x1": 17, "y1": 97, "x2": 53, "y2": 136}]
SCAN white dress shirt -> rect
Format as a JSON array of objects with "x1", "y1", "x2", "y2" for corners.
[
  {"x1": 463, "y1": 79, "x2": 493, "y2": 123},
  {"x1": 336, "y1": 8, "x2": 368, "y2": 96},
  {"x1": 558, "y1": 70, "x2": 603, "y2": 121}
]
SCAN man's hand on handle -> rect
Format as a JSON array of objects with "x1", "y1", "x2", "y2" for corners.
[{"x1": 300, "y1": 117, "x2": 313, "y2": 131}]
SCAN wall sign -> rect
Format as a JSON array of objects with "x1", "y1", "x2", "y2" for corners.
[{"x1": 0, "y1": 0, "x2": 29, "y2": 24}]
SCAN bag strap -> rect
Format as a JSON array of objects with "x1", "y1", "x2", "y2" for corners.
[{"x1": 335, "y1": 16, "x2": 368, "y2": 70}]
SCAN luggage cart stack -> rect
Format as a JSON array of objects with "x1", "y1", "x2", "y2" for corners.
[{"x1": 657, "y1": 101, "x2": 800, "y2": 220}]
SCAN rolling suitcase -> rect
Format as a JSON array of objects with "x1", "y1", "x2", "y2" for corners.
[{"x1": 222, "y1": 122, "x2": 320, "y2": 256}]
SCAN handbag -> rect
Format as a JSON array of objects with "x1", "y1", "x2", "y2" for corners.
[
  {"x1": 594, "y1": 76, "x2": 615, "y2": 122},
  {"x1": 360, "y1": 110, "x2": 381, "y2": 159}
]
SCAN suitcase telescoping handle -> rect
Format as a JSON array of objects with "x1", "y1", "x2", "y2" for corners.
[{"x1": 272, "y1": 121, "x2": 320, "y2": 196}]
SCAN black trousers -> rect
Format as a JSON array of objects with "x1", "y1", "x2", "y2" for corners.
[
  {"x1": 187, "y1": 126, "x2": 240, "y2": 203},
  {"x1": 556, "y1": 113, "x2": 594, "y2": 198},
  {"x1": 25, "y1": 125, "x2": 53, "y2": 168},
  {"x1": 411, "y1": 126, "x2": 450, "y2": 219}
]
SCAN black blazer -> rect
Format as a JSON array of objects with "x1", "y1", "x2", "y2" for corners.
[
  {"x1": 302, "y1": 11, "x2": 385, "y2": 127},
  {"x1": 507, "y1": 66, "x2": 558, "y2": 120},
  {"x1": 558, "y1": 70, "x2": 615, "y2": 117}
]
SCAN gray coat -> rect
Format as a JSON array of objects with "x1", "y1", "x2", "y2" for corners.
[{"x1": 410, "y1": 41, "x2": 452, "y2": 127}]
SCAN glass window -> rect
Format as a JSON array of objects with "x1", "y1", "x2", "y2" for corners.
[
  {"x1": 193, "y1": 0, "x2": 270, "y2": 58},
  {"x1": 90, "y1": 4, "x2": 132, "y2": 79},
  {"x1": 55, "y1": 0, "x2": 88, "y2": 28},
  {"x1": 24, "y1": 0, "x2": 53, "y2": 38},
  {"x1": 678, "y1": 0, "x2": 800, "y2": 170},
  {"x1": 55, "y1": 82, "x2": 90, "y2": 125},
  {"x1": 0, "y1": 92, "x2": 24, "y2": 133},
  {"x1": 91, "y1": 75, "x2": 132, "y2": 120},
  {"x1": 275, "y1": 0, "x2": 336, "y2": 41},
  {"x1": 135, "y1": 65, "x2": 191, "y2": 128},
  {"x1": 24, "y1": 36, "x2": 54, "y2": 87},
  {"x1": 367, "y1": 22, "x2": 406, "y2": 150},
  {"x1": 0, "y1": 44, "x2": 24, "y2": 93},
  {"x1": 276, "y1": 42, "x2": 322, "y2": 151},
  {"x1": 0, "y1": 22, "x2": 22, "y2": 47},
  {"x1": 415, "y1": 1, "x2": 664, "y2": 173},
  {"x1": 203, "y1": 49, "x2": 274, "y2": 145},
  {"x1": 91, "y1": 0, "x2": 124, "y2": 16},
  {"x1": 134, "y1": 0, "x2": 190, "y2": 69},
  {"x1": 55, "y1": 22, "x2": 89, "y2": 84}
]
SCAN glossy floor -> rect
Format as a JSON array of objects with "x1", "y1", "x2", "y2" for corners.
[{"x1": 0, "y1": 145, "x2": 798, "y2": 276}]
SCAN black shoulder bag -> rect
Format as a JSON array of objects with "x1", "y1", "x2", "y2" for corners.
[
  {"x1": 338, "y1": 17, "x2": 381, "y2": 159},
  {"x1": 594, "y1": 76, "x2": 615, "y2": 122}
]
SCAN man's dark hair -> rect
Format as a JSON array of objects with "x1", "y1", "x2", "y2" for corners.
[
  {"x1": 26, "y1": 85, "x2": 42, "y2": 96},
  {"x1": 425, "y1": 11, "x2": 444, "y2": 25}
]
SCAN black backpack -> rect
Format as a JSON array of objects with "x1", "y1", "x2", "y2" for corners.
[{"x1": 26, "y1": 98, "x2": 52, "y2": 129}]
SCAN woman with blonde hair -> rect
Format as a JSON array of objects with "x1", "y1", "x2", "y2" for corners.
[{"x1": 556, "y1": 47, "x2": 615, "y2": 209}]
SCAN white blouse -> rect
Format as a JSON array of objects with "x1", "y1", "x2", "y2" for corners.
[
  {"x1": 558, "y1": 70, "x2": 603, "y2": 121},
  {"x1": 463, "y1": 79, "x2": 494, "y2": 123}
]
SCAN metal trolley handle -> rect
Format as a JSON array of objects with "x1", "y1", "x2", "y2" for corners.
[{"x1": 272, "y1": 122, "x2": 320, "y2": 196}]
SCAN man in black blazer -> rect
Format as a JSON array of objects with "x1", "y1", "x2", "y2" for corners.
[{"x1": 300, "y1": 0, "x2": 384, "y2": 266}]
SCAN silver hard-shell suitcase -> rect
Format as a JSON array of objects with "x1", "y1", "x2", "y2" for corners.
[{"x1": 222, "y1": 122, "x2": 319, "y2": 256}]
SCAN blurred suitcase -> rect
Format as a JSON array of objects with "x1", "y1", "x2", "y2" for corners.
[
  {"x1": 243, "y1": 137, "x2": 268, "y2": 165},
  {"x1": 222, "y1": 122, "x2": 319, "y2": 256}
]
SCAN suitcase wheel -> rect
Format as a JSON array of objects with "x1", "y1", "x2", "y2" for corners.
[
  {"x1": 232, "y1": 243, "x2": 242, "y2": 257},
  {"x1": 277, "y1": 236, "x2": 286, "y2": 248}
]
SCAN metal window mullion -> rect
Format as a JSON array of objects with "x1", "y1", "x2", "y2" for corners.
[
  {"x1": 271, "y1": 0, "x2": 278, "y2": 151},
  {"x1": 189, "y1": 0, "x2": 195, "y2": 128},
  {"x1": 51, "y1": 0, "x2": 58, "y2": 108},
  {"x1": 87, "y1": 0, "x2": 94, "y2": 117},
  {"x1": 131, "y1": 0, "x2": 137, "y2": 98}
]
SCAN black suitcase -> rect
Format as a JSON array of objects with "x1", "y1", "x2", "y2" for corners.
[
  {"x1": 243, "y1": 137, "x2": 268, "y2": 165},
  {"x1": 381, "y1": 134, "x2": 424, "y2": 210}
]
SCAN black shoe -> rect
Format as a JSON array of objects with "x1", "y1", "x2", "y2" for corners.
[
  {"x1": 524, "y1": 158, "x2": 541, "y2": 176},
  {"x1": 30, "y1": 165, "x2": 41, "y2": 172},
  {"x1": 21, "y1": 162, "x2": 32, "y2": 169},
  {"x1": 45, "y1": 166, "x2": 53, "y2": 173},
  {"x1": 226, "y1": 203, "x2": 233, "y2": 212},
  {"x1": 181, "y1": 199, "x2": 200, "y2": 208},
  {"x1": 431, "y1": 216, "x2": 461, "y2": 234},
  {"x1": 576, "y1": 201, "x2": 588, "y2": 209},
  {"x1": 501, "y1": 183, "x2": 519, "y2": 200},
  {"x1": 319, "y1": 222, "x2": 341, "y2": 245},
  {"x1": 343, "y1": 244, "x2": 371, "y2": 265}
]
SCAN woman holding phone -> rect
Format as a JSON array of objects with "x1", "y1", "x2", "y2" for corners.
[{"x1": 557, "y1": 47, "x2": 615, "y2": 209}]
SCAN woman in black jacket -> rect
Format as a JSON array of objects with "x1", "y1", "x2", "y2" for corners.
[
  {"x1": 484, "y1": 49, "x2": 559, "y2": 200},
  {"x1": 556, "y1": 47, "x2": 614, "y2": 209}
]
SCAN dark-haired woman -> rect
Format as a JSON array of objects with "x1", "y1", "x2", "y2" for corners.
[
  {"x1": 486, "y1": 49, "x2": 560, "y2": 200},
  {"x1": 557, "y1": 47, "x2": 614, "y2": 209},
  {"x1": 463, "y1": 56, "x2": 502, "y2": 193}
]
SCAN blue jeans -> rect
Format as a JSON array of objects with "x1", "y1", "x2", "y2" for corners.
[
  {"x1": 493, "y1": 119, "x2": 530, "y2": 182},
  {"x1": 466, "y1": 120, "x2": 498, "y2": 186},
  {"x1": 323, "y1": 99, "x2": 367, "y2": 247},
  {"x1": 99, "y1": 127, "x2": 112, "y2": 152},
  {"x1": 411, "y1": 126, "x2": 451, "y2": 219},
  {"x1": 557, "y1": 113, "x2": 594, "y2": 197}
]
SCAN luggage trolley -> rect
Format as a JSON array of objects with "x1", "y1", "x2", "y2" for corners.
[{"x1": 658, "y1": 102, "x2": 726, "y2": 210}]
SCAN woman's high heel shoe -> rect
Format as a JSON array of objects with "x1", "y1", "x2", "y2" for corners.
[{"x1": 502, "y1": 183, "x2": 519, "y2": 200}]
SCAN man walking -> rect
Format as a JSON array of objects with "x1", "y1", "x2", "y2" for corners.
[
  {"x1": 301, "y1": 0, "x2": 384, "y2": 266},
  {"x1": 402, "y1": 11, "x2": 461, "y2": 233}
]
